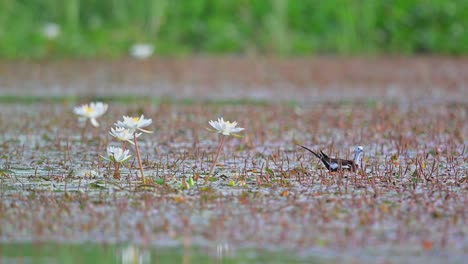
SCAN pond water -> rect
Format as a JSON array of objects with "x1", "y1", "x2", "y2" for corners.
[{"x1": 0, "y1": 99, "x2": 466, "y2": 263}]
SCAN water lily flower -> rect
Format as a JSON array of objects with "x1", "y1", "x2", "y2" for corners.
[
  {"x1": 115, "y1": 115, "x2": 153, "y2": 133},
  {"x1": 73, "y1": 102, "x2": 108, "y2": 127},
  {"x1": 42, "y1": 22, "x2": 60, "y2": 39},
  {"x1": 114, "y1": 115, "x2": 152, "y2": 184},
  {"x1": 207, "y1": 117, "x2": 244, "y2": 176},
  {"x1": 109, "y1": 126, "x2": 141, "y2": 145},
  {"x1": 130, "y1": 43, "x2": 154, "y2": 59},
  {"x1": 102, "y1": 146, "x2": 132, "y2": 163},
  {"x1": 208, "y1": 117, "x2": 244, "y2": 136}
]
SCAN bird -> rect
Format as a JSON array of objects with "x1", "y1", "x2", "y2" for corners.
[{"x1": 299, "y1": 145, "x2": 364, "y2": 172}]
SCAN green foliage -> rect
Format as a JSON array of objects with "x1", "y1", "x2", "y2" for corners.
[{"x1": 1, "y1": 0, "x2": 467, "y2": 58}]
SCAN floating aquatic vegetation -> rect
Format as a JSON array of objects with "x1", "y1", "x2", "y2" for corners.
[{"x1": 0, "y1": 101, "x2": 466, "y2": 263}]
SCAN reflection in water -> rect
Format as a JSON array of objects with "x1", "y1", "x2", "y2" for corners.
[
  {"x1": 216, "y1": 242, "x2": 231, "y2": 261},
  {"x1": 120, "y1": 245, "x2": 150, "y2": 264}
]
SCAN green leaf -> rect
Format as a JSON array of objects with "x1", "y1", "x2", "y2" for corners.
[
  {"x1": 265, "y1": 167, "x2": 275, "y2": 177},
  {"x1": 316, "y1": 239, "x2": 328, "y2": 247},
  {"x1": 119, "y1": 156, "x2": 132, "y2": 163},
  {"x1": 188, "y1": 176, "x2": 195, "y2": 186},
  {"x1": 154, "y1": 179, "x2": 165, "y2": 185},
  {"x1": 89, "y1": 181, "x2": 106, "y2": 189},
  {"x1": 99, "y1": 155, "x2": 111, "y2": 162},
  {"x1": 228, "y1": 180, "x2": 236, "y2": 187},
  {"x1": 0, "y1": 168, "x2": 14, "y2": 178}
]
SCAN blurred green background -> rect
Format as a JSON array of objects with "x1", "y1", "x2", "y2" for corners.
[{"x1": 1, "y1": 0, "x2": 467, "y2": 58}]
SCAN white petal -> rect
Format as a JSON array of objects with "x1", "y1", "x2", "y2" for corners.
[
  {"x1": 90, "y1": 118, "x2": 99, "y2": 127},
  {"x1": 138, "y1": 128, "x2": 153, "y2": 134},
  {"x1": 231, "y1": 127, "x2": 244, "y2": 133},
  {"x1": 73, "y1": 107, "x2": 81, "y2": 115},
  {"x1": 73, "y1": 106, "x2": 86, "y2": 116},
  {"x1": 209, "y1": 120, "x2": 220, "y2": 131},
  {"x1": 210, "y1": 121, "x2": 219, "y2": 130}
]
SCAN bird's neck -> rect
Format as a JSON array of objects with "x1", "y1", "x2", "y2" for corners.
[{"x1": 354, "y1": 151, "x2": 363, "y2": 164}]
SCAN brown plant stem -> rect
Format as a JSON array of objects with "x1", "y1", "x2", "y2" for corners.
[
  {"x1": 208, "y1": 135, "x2": 227, "y2": 176},
  {"x1": 133, "y1": 133, "x2": 146, "y2": 184},
  {"x1": 113, "y1": 162, "x2": 120, "y2": 179}
]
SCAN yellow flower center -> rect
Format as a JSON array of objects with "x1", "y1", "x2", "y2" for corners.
[
  {"x1": 133, "y1": 117, "x2": 140, "y2": 122},
  {"x1": 84, "y1": 106, "x2": 94, "y2": 114}
]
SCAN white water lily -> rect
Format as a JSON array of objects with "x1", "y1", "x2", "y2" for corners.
[
  {"x1": 115, "y1": 115, "x2": 153, "y2": 133},
  {"x1": 73, "y1": 102, "x2": 108, "y2": 127},
  {"x1": 208, "y1": 117, "x2": 244, "y2": 136},
  {"x1": 102, "y1": 146, "x2": 132, "y2": 163},
  {"x1": 114, "y1": 115, "x2": 152, "y2": 184},
  {"x1": 42, "y1": 22, "x2": 60, "y2": 39},
  {"x1": 207, "y1": 117, "x2": 244, "y2": 176},
  {"x1": 130, "y1": 43, "x2": 154, "y2": 59},
  {"x1": 109, "y1": 126, "x2": 141, "y2": 145}
]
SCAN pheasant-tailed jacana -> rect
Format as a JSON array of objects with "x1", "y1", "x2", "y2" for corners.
[{"x1": 299, "y1": 145, "x2": 363, "y2": 172}]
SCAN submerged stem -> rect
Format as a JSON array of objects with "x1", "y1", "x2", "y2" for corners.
[
  {"x1": 113, "y1": 161, "x2": 120, "y2": 179},
  {"x1": 133, "y1": 133, "x2": 146, "y2": 184},
  {"x1": 113, "y1": 141, "x2": 127, "y2": 179},
  {"x1": 208, "y1": 135, "x2": 227, "y2": 176}
]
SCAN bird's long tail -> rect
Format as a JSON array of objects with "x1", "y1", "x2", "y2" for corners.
[{"x1": 298, "y1": 145, "x2": 322, "y2": 160}]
